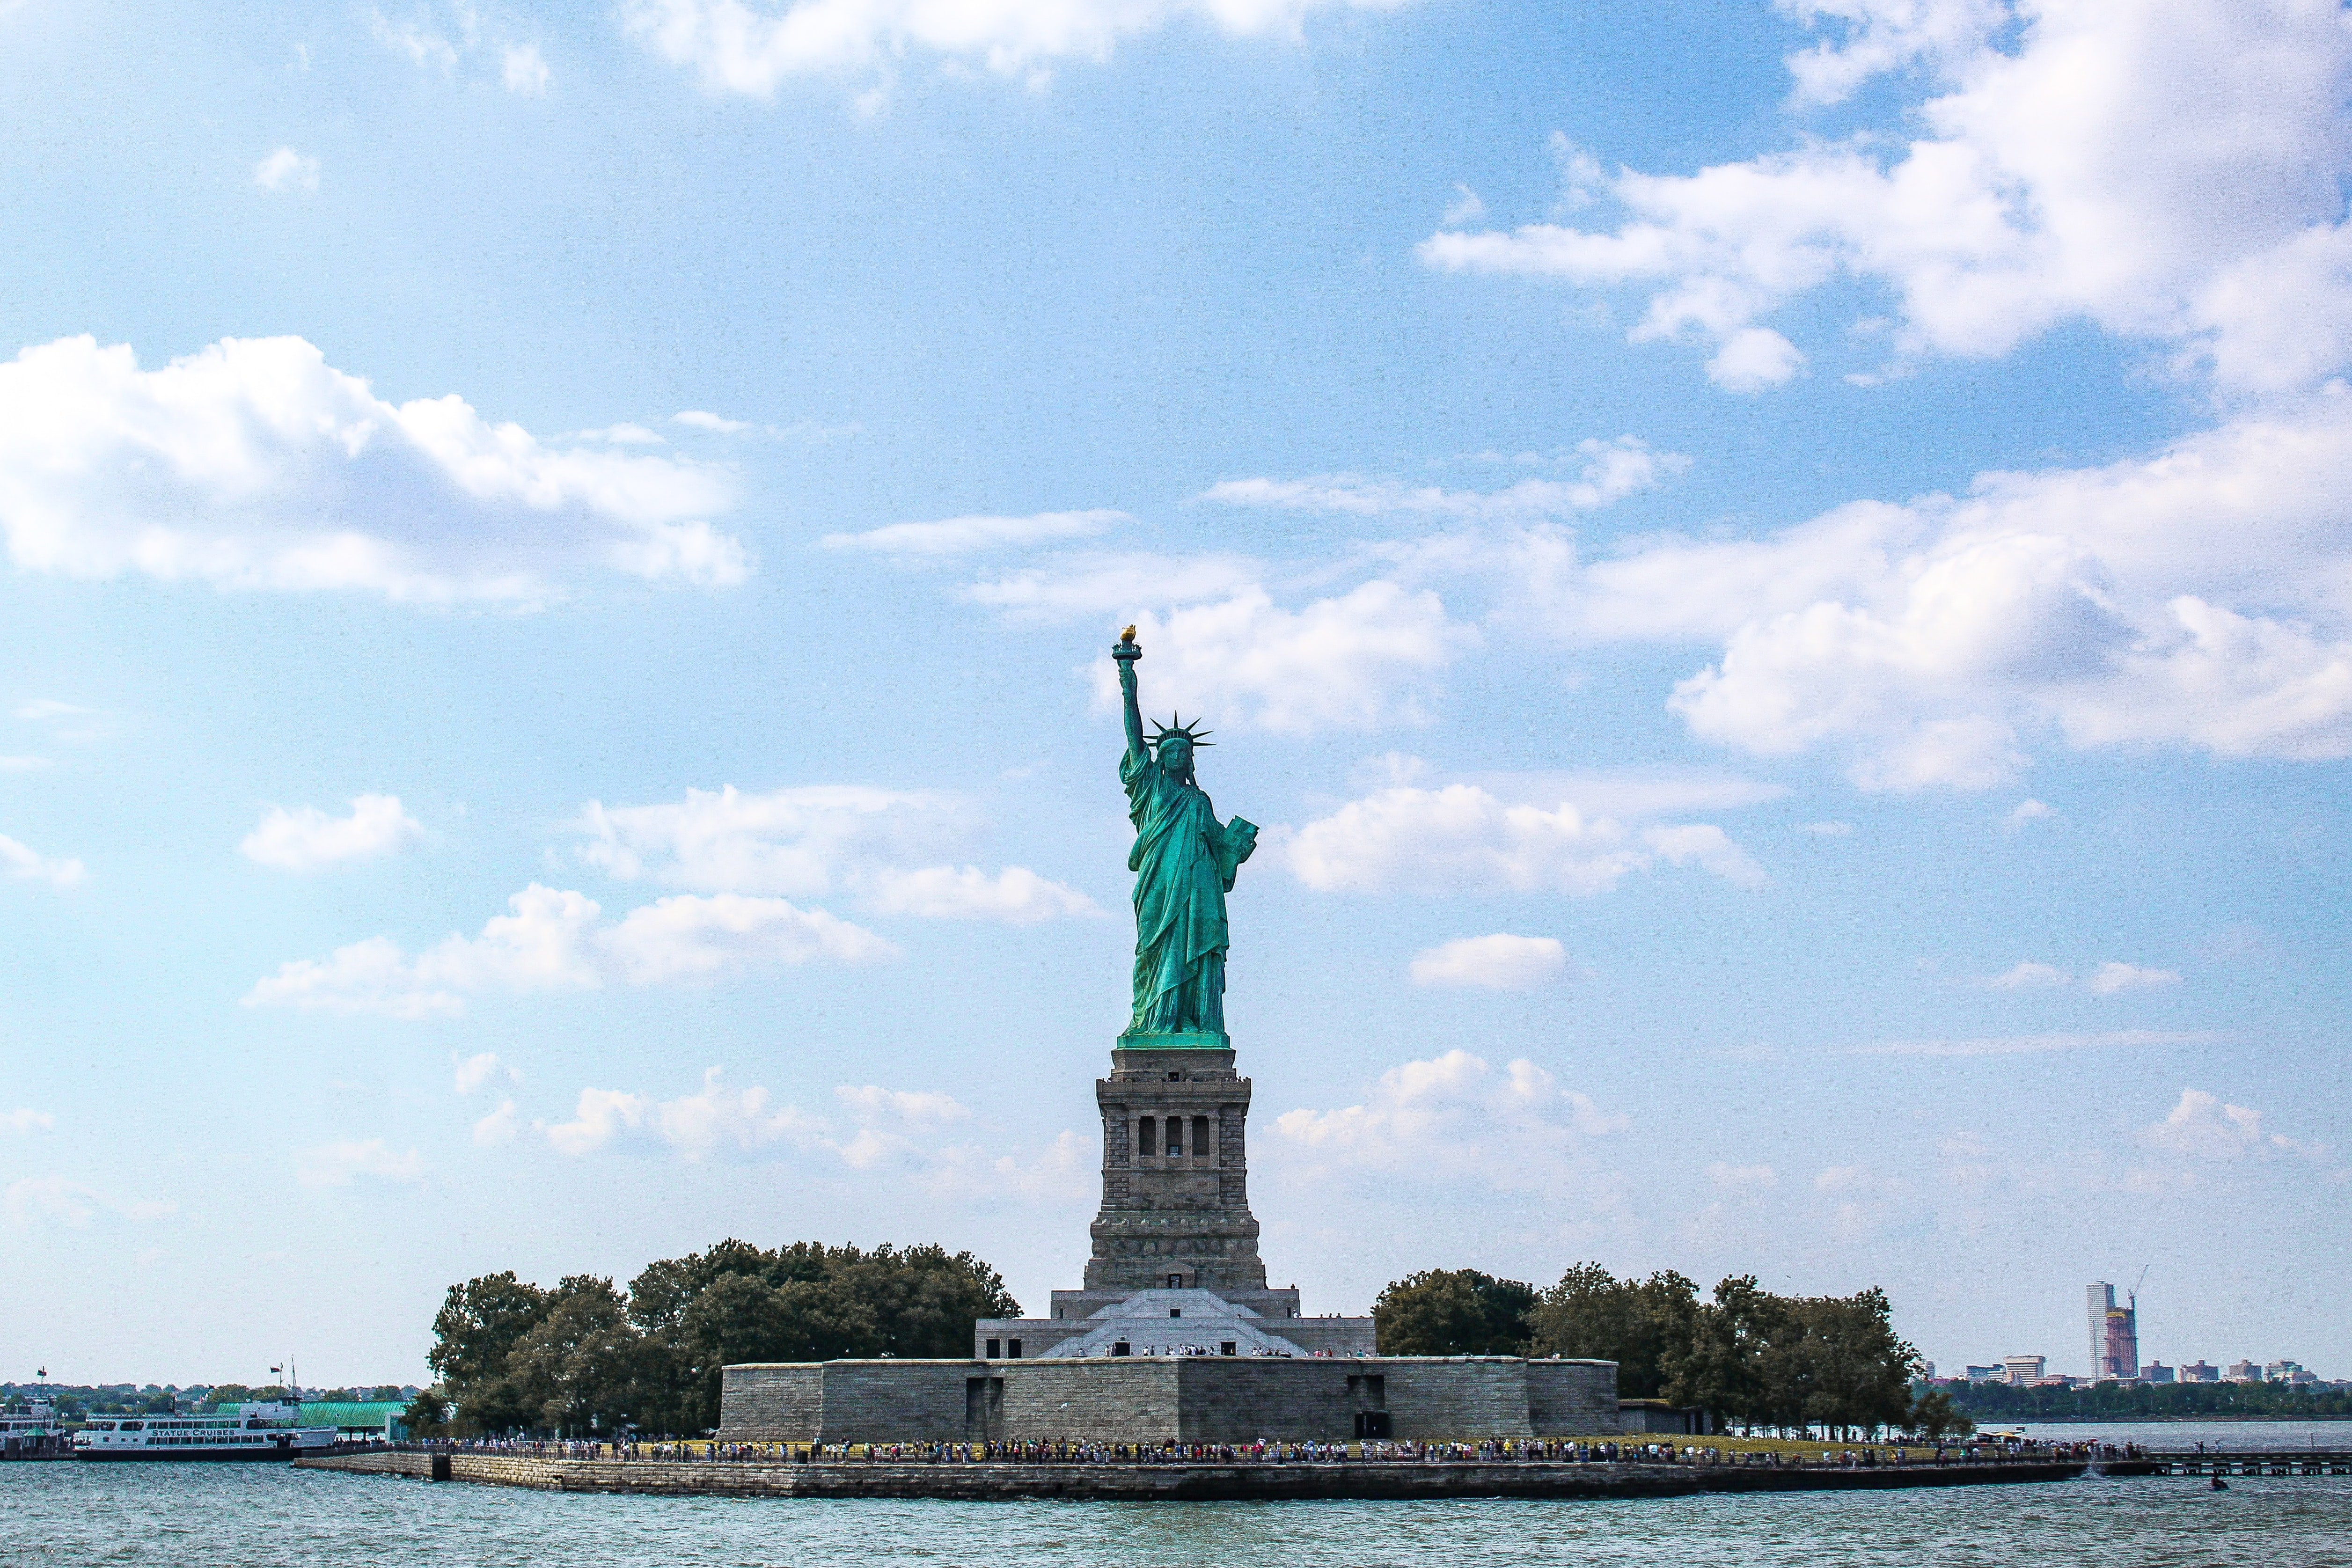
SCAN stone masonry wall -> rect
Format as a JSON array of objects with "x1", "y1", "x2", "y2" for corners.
[
  {"x1": 718, "y1": 1364, "x2": 823, "y2": 1441},
  {"x1": 1524, "y1": 1359, "x2": 1620, "y2": 1436}
]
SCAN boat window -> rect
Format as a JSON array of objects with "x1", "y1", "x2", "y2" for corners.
[{"x1": 120, "y1": 1421, "x2": 142, "y2": 1431}]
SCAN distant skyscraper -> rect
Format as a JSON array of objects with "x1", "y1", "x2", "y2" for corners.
[
  {"x1": 2087, "y1": 1282, "x2": 2138, "y2": 1380},
  {"x1": 2180, "y1": 1360, "x2": 2218, "y2": 1383}
]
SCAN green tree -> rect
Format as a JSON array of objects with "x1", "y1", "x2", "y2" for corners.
[
  {"x1": 1905, "y1": 1386, "x2": 1973, "y2": 1440},
  {"x1": 505, "y1": 1276, "x2": 651, "y2": 1436},
  {"x1": 1793, "y1": 1290, "x2": 1918, "y2": 1438},
  {"x1": 428, "y1": 1271, "x2": 554, "y2": 1434},
  {"x1": 1372, "y1": 1268, "x2": 1538, "y2": 1355},
  {"x1": 403, "y1": 1387, "x2": 452, "y2": 1437},
  {"x1": 1525, "y1": 1263, "x2": 1700, "y2": 1398}
]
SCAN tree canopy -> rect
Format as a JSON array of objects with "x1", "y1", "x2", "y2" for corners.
[
  {"x1": 1379, "y1": 1260, "x2": 1932, "y2": 1438},
  {"x1": 425, "y1": 1239, "x2": 1018, "y2": 1436}
]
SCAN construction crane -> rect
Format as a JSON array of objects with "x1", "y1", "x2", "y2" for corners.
[{"x1": 2129, "y1": 1265, "x2": 2149, "y2": 1309}]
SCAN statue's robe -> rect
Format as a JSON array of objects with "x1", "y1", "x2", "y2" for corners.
[{"x1": 1121, "y1": 747, "x2": 1245, "y2": 1034}]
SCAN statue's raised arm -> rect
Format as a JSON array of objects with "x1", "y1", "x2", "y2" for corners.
[
  {"x1": 1114, "y1": 624, "x2": 1147, "y2": 768},
  {"x1": 1113, "y1": 629, "x2": 1253, "y2": 1047}
]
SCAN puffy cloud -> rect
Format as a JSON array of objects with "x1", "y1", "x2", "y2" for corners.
[
  {"x1": 242, "y1": 882, "x2": 896, "y2": 1017},
  {"x1": 297, "y1": 1138, "x2": 426, "y2": 1189},
  {"x1": 1408, "y1": 933, "x2": 1568, "y2": 990},
  {"x1": 1, "y1": 1107, "x2": 54, "y2": 1134},
  {"x1": 2088, "y1": 961, "x2": 2180, "y2": 995},
  {"x1": 502, "y1": 42, "x2": 550, "y2": 93},
  {"x1": 368, "y1": 6, "x2": 459, "y2": 69},
  {"x1": 252, "y1": 147, "x2": 319, "y2": 194},
  {"x1": 1986, "y1": 960, "x2": 2069, "y2": 989},
  {"x1": 1271, "y1": 1049, "x2": 1627, "y2": 1191},
  {"x1": 1285, "y1": 781, "x2": 1759, "y2": 894},
  {"x1": 240, "y1": 793, "x2": 424, "y2": 871},
  {"x1": 2140, "y1": 1088, "x2": 2322, "y2": 1163},
  {"x1": 0, "y1": 336, "x2": 746, "y2": 606},
  {"x1": 453, "y1": 1051, "x2": 520, "y2": 1093},
  {"x1": 1087, "y1": 583, "x2": 1477, "y2": 735},
  {"x1": 0, "y1": 832, "x2": 84, "y2": 888},
  {"x1": 471, "y1": 1098, "x2": 520, "y2": 1146},
  {"x1": 820, "y1": 509, "x2": 1128, "y2": 559},
  {"x1": 1201, "y1": 437, "x2": 1689, "y2": 520},
  {"x1": 621, "y1": 0, "x2": 1412, "y2": 99},
  {"x1": 574, "y1": 783, "x2": 1096, "y2": 921},
  {"x1": 1420, "y1": 2, "x2": 2352, "y2": 398},
  {"x1": 1458, "y1": 396, "x2": 2352, "y2": 788},
  {"x1": 2003, "y1": 799, "x2": 2057, "y2": 829}
]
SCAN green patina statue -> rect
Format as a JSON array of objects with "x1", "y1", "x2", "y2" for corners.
[{"x1": 1114, "y1": 628, "x2": 1257, "y2": 1045}]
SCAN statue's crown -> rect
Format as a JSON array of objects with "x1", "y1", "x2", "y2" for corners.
[{"x1": 1148, "y1": 713, "x2": 1213, "y2": 748}]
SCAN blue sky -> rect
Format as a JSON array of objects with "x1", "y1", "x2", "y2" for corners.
[{"x1": 3, "y1": 0, "x2": 2348, "y2": 1390}]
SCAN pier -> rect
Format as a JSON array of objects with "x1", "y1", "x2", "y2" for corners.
[{"x1": 2094, "y1": 1450, "x2": 2352, "y2": 1478}]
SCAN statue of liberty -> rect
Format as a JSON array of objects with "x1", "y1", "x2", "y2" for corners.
[{"x1": 1114, "y1": 628, "x2": 1257, "y2": 1043}]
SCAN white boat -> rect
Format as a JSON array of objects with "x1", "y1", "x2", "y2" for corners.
[
  {"x1": 1, "y1": 1399, "x2": 66, "y2": 1458},
  {"x1": 73, "y1": 1400, "x2": 337, "y2": 1461}
]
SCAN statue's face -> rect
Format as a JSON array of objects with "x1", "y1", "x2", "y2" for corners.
[{"x1": 1158, "y1": 735, "x2": 1193, "y2": 776}]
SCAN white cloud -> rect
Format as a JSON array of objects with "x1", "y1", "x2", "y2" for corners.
[
  {"x1": 1853, "y1": 1028, "x2": 2222, "y2": 1057},
  {"x1": 821, "y1": 509, "x2": 1128, "y2": 559},
  {"x1": 674, "y1": 409, "x2": 753, "y2": 433},
  {"x1": 6, "y1": 1176, "x2": 176, "y2": 1228},
  {"x1": 15, "y1": 699, "x2": 93, "y2": 721},
  {"x1": 0, "y1": 756, "x2": 47, "y2": 771},
  {"x1": 242, "y1": 882, "x2": 896, "y2": 1017},
  {"x1": 1810, "y1": 1163, "x2": 1866, "y2": 1193},
  {"x1": 1086, "y1": 583, "x2": 1477, "y2": 735},
  {"x1": 471, "y1": 1098, "x2": 519, "y2": 1146},
  {"x1": 1420, "y1": 1, "x2": 2352, "y2": 400},
  {"x1": 1706, "y1": 1159, "x2": 1776, "y2": 1191},
  {"x1": 1798, "y1": 819, "x2": 1853, "y2": 836},
  {"x1": 252, "y1": 147, "x2": 320, "y2": 195},
  {"x1": 0, "y1": 832, "x2": 84, "y2": 888},
  {"x1": 2140, "y1": 1088, "x2": 2321, "y2": 1163},
  {"x1": 572, "y1": 783, "x2": 1094, "y2": 923},
  {"x1": 1457, "y1": 396, "x2": 2352, "y2": 789},
  {"x1": 621, "y1": 0, "x2": 1412, "y2": 99},
  {"x1": 1442, "y1": 183, "x2": 1485, "y2": 225},
  {"x1": 576, "y1": 422, "x2": 666, "y2": 446},
  {"x1": 1271, "y1": 1049, "x2": 1627, "y2": 1191},
  {"x1": 1982, "y1": 960, "x2": 2178, "y2": 994},
  {"x1": 297, "y1": 1138, "x2": 426, "y2": 1189},
  {"x1": 368, "y1": 7, "x2": 458, "y2": 69},
  {"x1": 1286, "y1": 781, "x2": 1758, "y2": 895},
  {"x1": 1, "y1": 1108, "x2": 54, "y2": 1135},
  {"x1": 2004, "y1": 798, "x2": 2057, "y2": 829},
  {"x1": 1986, "y1": 960, "x2": 2070, "y2": 989},
  {"x1": 0, "y1": 336, "x2": 746, "y2": 606},
  {"x1": 577, "y1": 784, "x2": 966, "y2": 894},
  {"x1": 2088, "y1": 961, "x2": 2180, "y2": 995},
  {"x1": 859, "y1": 864, "x2": 1101, "y2": 923},
  {"x1": 1202, "y1": 437, "x2": 1687, "y2": 520},
  {"x1": 541, "y1": 1067, "x2": 979, "y2": 1172},
  {"x1": 240, "y1": 793, "x2": 424, "y2": 871},
  {"x1": 1408, "y1": 933, "x2": 1568, "y2": 990},
  {"x1": 453, "y1": 1051, "x2": 520, "y2": 1094},
  {"x1": 502, "y1": 42, "x2": 550, "y2": 93},
  {"x1": 1704, "y1": 326, "x2": 1806, "y2": 393}
]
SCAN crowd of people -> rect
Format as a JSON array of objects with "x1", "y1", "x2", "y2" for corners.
[{"x1": 389, "y1": 1434, "x2": 2086, "y2": 1466}]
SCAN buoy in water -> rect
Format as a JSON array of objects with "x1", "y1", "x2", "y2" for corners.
[{"x1": 2210, "y1": 1477, "x2": 2229, "y2": 1490}]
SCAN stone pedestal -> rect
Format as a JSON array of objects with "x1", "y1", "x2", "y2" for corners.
[{"x1": 1083, "y1": 1047, "x2": 1268, "y2": 1297}]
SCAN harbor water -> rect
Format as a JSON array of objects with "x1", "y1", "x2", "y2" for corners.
[{"x1": 6, "y1": 1458, "x2": 2349, "y2": 1567}]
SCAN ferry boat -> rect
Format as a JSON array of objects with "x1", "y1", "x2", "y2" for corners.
[
  {"x1": 1, "y1": 1399, "x2": 66, "y2": 1458},
  {"x1": 74, "y1": 1400, "x2": 337, "y2": 1461}
]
